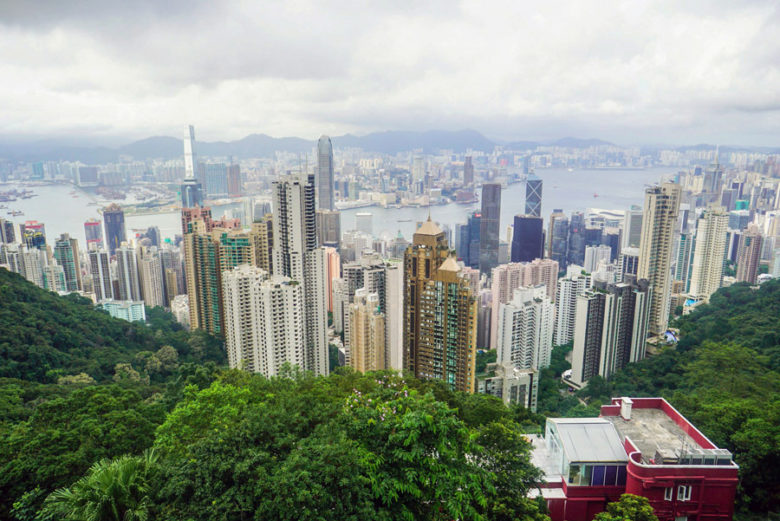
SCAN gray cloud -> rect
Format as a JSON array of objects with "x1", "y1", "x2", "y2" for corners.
[{"x1": 0, "y1": 0, "x2": 779, "y2": 145}]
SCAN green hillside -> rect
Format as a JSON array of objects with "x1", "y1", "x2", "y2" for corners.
[{"x1": 0, "y1": 268, "x2": 224, "y2": 383}]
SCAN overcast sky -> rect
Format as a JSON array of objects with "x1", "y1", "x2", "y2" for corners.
[{"x1": 1, "y1": 0, "x2": 779, "y2": 146}]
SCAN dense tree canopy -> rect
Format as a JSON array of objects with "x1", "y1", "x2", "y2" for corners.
[{"x1": 0, "y1": 268, "x2": 223, "y2": 383}]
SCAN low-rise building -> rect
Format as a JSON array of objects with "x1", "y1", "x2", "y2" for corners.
[{"x1": 530, "y1": 397, "x2": 738, "y2": 521}]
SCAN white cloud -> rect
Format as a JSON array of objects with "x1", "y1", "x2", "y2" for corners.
[{"x1": 0, "y1": 0, "x2": 778, "y2": 145}]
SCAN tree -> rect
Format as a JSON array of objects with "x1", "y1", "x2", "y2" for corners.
[
  {"x1": 475, "y1": 421, "x2": 547, "y2": 521},
  {"x1": 0, "y1": 385, "x2": 164, "y2": 519},
  {"x1": 42, "y1": 451, "x2": 157, "y2": 521},
  {"x1": 594, "y1": 494, "x2": 658, "y2": 521},
  {"x1": 57, "y1": 373, "x2": 97, "y2": 386}
]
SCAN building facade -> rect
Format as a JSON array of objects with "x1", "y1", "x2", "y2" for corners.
[{"x1": 638, "y1": 183, "x2": 681, "y2": 336}]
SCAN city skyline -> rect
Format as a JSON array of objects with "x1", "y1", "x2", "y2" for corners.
[{"x1": 1, "y1": 2, "x2": 779, "y2": 146}]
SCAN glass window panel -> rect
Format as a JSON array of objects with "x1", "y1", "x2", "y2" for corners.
[
  {"x1": 568, "y1": 464, "x2": 581, "y2": 485},
  {"x1": 582, "y1": 465, "x2": 593, "y2": 486},
  {"x1": 591, "y1": 465, "x2": 605, "y2": 486},
  {"x1": 605, "y1": 465, "x2": 618, "y2": 486},
  {"x1": 617, "y1": 466, "x2": 627, "y2": 486}
]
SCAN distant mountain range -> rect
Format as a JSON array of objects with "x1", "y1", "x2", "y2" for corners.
[{"x1": 0, "y1": 130, "x2": 775, "y2": 163}]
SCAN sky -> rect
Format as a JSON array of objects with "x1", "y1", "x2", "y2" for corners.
[{"x1": 1, "y1": 0, "x2": 779, "y2": 146}]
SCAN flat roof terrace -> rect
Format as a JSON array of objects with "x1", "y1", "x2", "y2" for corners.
[{"x1": 604, "y1": 407, "x2": 701, "y2": 463}]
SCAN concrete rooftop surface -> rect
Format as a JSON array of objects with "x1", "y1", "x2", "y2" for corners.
[{"x1": 605, "y1": 408, "x2": 700, "y2": 462}]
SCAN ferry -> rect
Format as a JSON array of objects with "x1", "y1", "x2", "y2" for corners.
[
  {"x1": 8, "y1": 210, "x2": 23, "y2": 216},
  {"x1": 397, "y1": 218, "x2": 412, "y2": 223}
]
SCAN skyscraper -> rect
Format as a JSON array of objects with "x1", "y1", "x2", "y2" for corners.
[
  {"x1": 181, "y1": 125, "x2": 204, "y2": 208},
  {"x1": 463, "y1": 156, "x2": 474, "y2": 186},
  {"x1": 457, "y1": 211, "x2": 481, "y2": 269},
  {"x1": 88, "y1": 248, "x2": 113, "y2": 301},
  {"x1": 203, "y1": 163, "x2": 228, "y2": 198},
  {"x1": 618, "y1": 247, "x2": 640, "y2": 283},
  {"x1": 511, "y1": 215, "x2": 544, "y2": 263},
  {"x1": 567, "y1": 212, "x2": 586, "y2": 266},
  {"x1": 272, "y1": 173, "x2": 329, "y2": 375},
  {"x1": 525, "y1": 174, "x2": 542, "y2": 217},
  {"x1": 570, "y1": 278, "x2": 651, "y2": 387},
  {"x1": 84, "y1": 219, "x2": 103, "y2": 250},
  {"x1": 183, "y1": 124, "x2": 198, "y2": 180},
  {"x1": 317, "y1": 136, "x2": 335, "y2": 211},
  {"x1": 479, "y1": 182, "x2": 501, "y2": 274},
  {"x1": 638, "y1": 183, "x2": 681, "y2": 335},
  {"x1": 183, "y1": 219, "x2": 222, "y2": 335},
  {"x1": 103, "y1": 204, "x2": 126, "y2": 256},
  {"x1": 490, "y1": 259, "x2": 559, "y2": 349},
  {"x1": 622, "y1": 206, "x2": 643, "y2": 249},
  {"x1": 688, "y1": 205, "x2": 728, "y2": 301},
  {"x1": 554, "y1": 265, "x2": 591, "y2": 346},
  {"x1": 251, "y1": 216, "x2": 274, "y2": 273},
  {"x1": 181, "y1": 178, "x2": 204, "y2": 208},
  {"x1": 316, "y1": 209, "x2": 341, "y2": 250},
  {"x1": 736, "y1": 225, "x2": 763, "y2": 284},
  {"x1": 116, "y1": 243, "x2": 142, "y2": 302},
  {"x1": 222, "y1": 265, "x2": 305, "y2": 377},
  {"x1": 227, "y1": 163, "x2": 242, "y2": 198},
  {"x1": 0, "y1": 218, "x2": 15, "y2": 244},
  {"x1": 53, "y1": 233, "x2": 82, "y2": 292},
  {"x1": 496, "y1": 285, "x2": 555, "y2": 370},
  {"x1": 404, "y1": 218, "x2": 477, "y2": 392},
  {"x1": 548, "y1": 209, "x2": 568, "y2": 269},
  {"x1": 584, "y1": 245, "x2": 612, "y2": 273},
  {"x1": 347, "y1": 289, "x2": 386, "y2": 373},
  {"x1": 138, "y1": 246, "x2": 165, "y2": 308},
  {"x1": 20, "y1": 221, "x2": 46, "y2": 250}
]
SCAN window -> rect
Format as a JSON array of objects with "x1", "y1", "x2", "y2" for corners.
[
  {"x1": 665, "y1": 487, "x2": 673, "y2": 501},
  {"x1": 677, "y1": 485, "x2": 692, "y2": 501},
  {"x1": 675, "y1": 517, "x2": 688, "y2": 521}
]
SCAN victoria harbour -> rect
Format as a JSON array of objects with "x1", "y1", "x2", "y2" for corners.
[{"x1": 1, "y1": 167, "x2": 674, "y2": 245}]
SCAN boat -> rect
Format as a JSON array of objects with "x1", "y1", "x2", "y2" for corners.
[
  {"x1": 568, "y1": 168, "x2": 574, "y2": 172},
  {"x1": 397, "y1": 218, "x2": 412, "y2": 222},
  {"x1": 9, "y1": 210, "x2": 23, "y2": 216},
  {"x1": 593, "y1": 193, "x2": 599, "y2": 198}
]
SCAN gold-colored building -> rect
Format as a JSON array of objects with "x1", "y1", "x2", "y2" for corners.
[
  {"x1": 347, "y1": 289, "x2": 385, "y2": 373},
  {"x1": 403, "y1": 217, "x2": 477, "y2": 392}
]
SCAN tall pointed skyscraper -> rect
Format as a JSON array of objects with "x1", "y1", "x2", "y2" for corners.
[
  {"x1": 181, "y1": 125, "x2": 203, "y2": 208},
  {"x1": 272, "y1": 173, "x2": 329, "y2": 375},
  {"x1": 317, "y1": 136, "x2": 334, "y2": 211},
  {"x1": 638, "y1": 182, "x2": 681, "y2": 335},
  {"x1": 479, "y1": 183, "x2": 501, "y2": 274},
  {"x1": 525, "y1": 174, "x2": 542, "y2": 217}
]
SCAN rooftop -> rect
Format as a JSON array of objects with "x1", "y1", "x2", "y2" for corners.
[
  {"x1": 414, "y1": 217, "x2": 443, "y2": 236},
  {"x1": 605, "y1": 407, "x2": 701, "y2": 463},
  {"x1": 551, "y1": 418, "x2": 628, "y2": 464}
]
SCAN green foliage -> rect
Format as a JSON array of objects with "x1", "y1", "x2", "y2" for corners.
[
  {"x1": 145, "y1": 371, "x2": 546, "y2": 520},
  {"x1": 0, "y1": 268, "x2": 224, "y2": 384},
  {"x1": 0, "y1": 385, "x2": 165, "y2": 519},
  {"x1": 594, "y1": 494, "x2": 658, "y2": 521},
  {"x1": 328, "y1": 343, "x2": 341, "y2": 371},
  {"x1": 476, "y1": 349, "x2": 497, "y2": 374},
  {"x1": 42, "y1": 451, "x2": 157, "y2": 521}
]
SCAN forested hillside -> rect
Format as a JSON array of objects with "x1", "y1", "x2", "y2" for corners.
[
  {"x1": 0, "y1": 268, "x2": 224, "y2": 382},
  {"x1": 0, "y1": 270, "x2": 546, "y2": 520}
]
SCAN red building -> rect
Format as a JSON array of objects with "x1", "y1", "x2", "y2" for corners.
[{"x1": 531, "y1": 397, "x2": 738, "y2": 521}]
